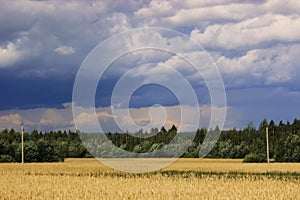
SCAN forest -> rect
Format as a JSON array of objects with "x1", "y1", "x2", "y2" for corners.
[{"x1": 0, "y1": 118, "x2": 300, "y2": 163}]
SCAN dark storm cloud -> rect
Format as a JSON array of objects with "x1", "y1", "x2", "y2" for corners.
[{"x1": 0, "y1": 74, "x2": 73, "y2": 110}]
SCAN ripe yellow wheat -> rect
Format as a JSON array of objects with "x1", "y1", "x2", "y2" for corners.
[{"x1": 0, "y1": 158, "x2": 299, "y2": 200}]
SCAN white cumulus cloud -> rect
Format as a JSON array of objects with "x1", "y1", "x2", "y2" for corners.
[
  {"x1": 190, "y1": 14, "x2": 300, "y2": 50},
  {"x1": 0, "y1": 42, "x2": 23, "y2": 68},
  {"x1": 54, "y1": 45, "x2": 75, "y2": 55}
]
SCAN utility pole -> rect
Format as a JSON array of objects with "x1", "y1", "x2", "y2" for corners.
[
  {"x1": 21, "y1": 123, "x2": 24, "y2": 164},
  {"x1": 266, "y1": 127, "x2": 270, "y2": 164}
]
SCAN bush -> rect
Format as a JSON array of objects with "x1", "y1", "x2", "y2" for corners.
[
  {"x1": 243, "y1": 153, "x2": 267, "y2": 163},
  {"x1": 0, "y1": 155, "x2": 15, "y2": 163}
]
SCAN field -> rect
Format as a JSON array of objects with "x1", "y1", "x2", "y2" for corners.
[{"x1": 0, "y1": 158, "x2": 300, "y2": 199}]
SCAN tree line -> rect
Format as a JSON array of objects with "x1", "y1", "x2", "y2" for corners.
[
  {"x1": 0, "y1": 129, "x2": 91, "y2": 163},
  {"x1": 0, "y1": 118, "x2": 300, "y2": 162}
]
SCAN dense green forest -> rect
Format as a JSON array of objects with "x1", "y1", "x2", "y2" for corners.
[
  {"x1": 0, "y1": 118, "x2": 300, "y2": 163},
  {"x1": 0, "y1": 129, "x2": 91, "y2": 163}
]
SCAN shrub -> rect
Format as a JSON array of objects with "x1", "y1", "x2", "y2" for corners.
[
  {"x1": 243, "y1": 153, "x2": 267, "y2": 163},
  {"x1": 0, "y1": 155, "x2": 15, "y2": 163}
]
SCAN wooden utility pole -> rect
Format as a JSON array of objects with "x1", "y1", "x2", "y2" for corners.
[
  {"x1": 266, "y1": 127, "x2": 270, "y2": 164},
  {"x1": 21, "y1": 123, "x2": 24, "y2": 164}
]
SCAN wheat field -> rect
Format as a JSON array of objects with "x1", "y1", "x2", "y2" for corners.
[{"x1": 0, "y1": 158, "x2": 299, "y2": 199}]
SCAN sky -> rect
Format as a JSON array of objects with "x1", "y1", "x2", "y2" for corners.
[{"x1": 0, "y1": 0, "x2": 300, "y2": 132}]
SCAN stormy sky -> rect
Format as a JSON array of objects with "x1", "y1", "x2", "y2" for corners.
[{"x1": 1, "y1": 0, "x2": 300, "y2": 132}]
